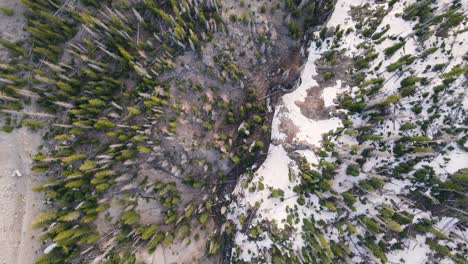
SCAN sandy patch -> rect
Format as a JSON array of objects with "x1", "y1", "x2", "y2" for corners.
[{"x1": 0, "y1": 128, "x2": 44, "y2": 264}]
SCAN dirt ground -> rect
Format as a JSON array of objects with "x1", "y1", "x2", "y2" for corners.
[
  {"x1": 0, "y1": 128, "x2": 45, "y2": 264},
  {"x1": 0, "y1": 1, "x2": 45, "y2": 263}
]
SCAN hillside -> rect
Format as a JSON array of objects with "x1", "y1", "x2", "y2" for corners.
[
  {"x1": 228, "y1": 0, "x2": 468, "y2": 263},
  {"x1": 0, "y1": 0, "x2": 467, "y2": 263}
]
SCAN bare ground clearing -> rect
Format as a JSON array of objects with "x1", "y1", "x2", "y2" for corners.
[{"x1": 0, "y1": 128, "x2": 44, "y2": 264}]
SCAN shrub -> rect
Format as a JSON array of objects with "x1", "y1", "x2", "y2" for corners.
[
  {"x1": 387, "y1": 55, "x2": 416, "y2": 72},
  {"x1": 319, "y1": 27, "x2": 327, "y2": 39},
  {"x1": 355, "y1": 58, "x2": 369, "y2": 69},
  {"x1": 384, "y1": 41, "x2": 405, "y2": 56},
  {"x1": 79, "y1": 160, "x2": 96, "y2": 171},
  {"x1": 346, "y1": 164, "x2": 360, "y2": 176},
  {"x1": 346, "y1": 222, "x2": 357, "y2": 233},
  {"x1": 364, "y1": 218, "x2": 381, "y2": 233},
  {"x1": 270, "y1": 188, "x2": 284, "y2": 198},
  {"x1": 199, "y1": 212, "x2": 209, "y2": 224},
  {"x1": 0, "y1": 38, "x2": 26, "y2": 55},
  {"x1": 94, "y1": 118, "x2": 116, "y2": 130},
  {"x1": 400, "y1": 122, "x2": 417, "y2": 130},
  {"x1": 366, "y1": 241, "x2": 387, "y2": 263},
  {"x1": 254, "y1": 140, "x2": 265, "y2": 149},
  {"x1": 162, "y1": 232, "x2": 174, "y2": 247},
  {"x1": 62, "y1": 154, "x2": 87, "y2": 164},
  {"x1": 400, "y1": 76, "x2": 424, "y2": 87},
  {"x1": 402, "y1": 0, "x2": 434, "y2": 22},
  {"x1": 452, "y1": 169, "x2": 468, "y2": 183},
  {"x1": 121, "y1": 210, "x2": 140, "y2": 225},
  {"x1": 0, "y1": 6, "x2": 14, "y2": 16},
  {"x1": 177, "y1": 225, "x2": 190, "y2": 239},
  {"x1": 58, "y1": 211, "x2": 80, "y2": 222},
  {"x1": 342, "y1": 192, "x2": 357, "y2": 205},
  {"x1": 323, "y1": 71, "x2": 334, "y2": 80},
  {"x1": 340, "y1": 96, "x2": 366, "y2": 112},
  {"x1": 384, "y1": 218, "x2": 403, "y2": 232},
  {"x1": 148, "y1": 233, "x2": 164, "y2": 253},
  {"x1": 428, "y1": 240, "x2": 451, "y2": 257},
  {"x1": 288, "y1": 21, "x2": 303, "y2": 39},
  {"x1": 231, "y1": 156, "x2": 241, "y2": 164},
  {"x1": 241, "y1": 11, "x2": 249, "y2": 25},
  {"x1": 378, "y1": 94, "x2": 401, "y2": 106},
  {"x1": 400, "y1": 85, "x2": 416, "y2": 97},
  {"x1": 252, "y1": 114, "x2": 262, "y2": 123},
  {"x1": 368, "y1": 177, "x2": 385, "y2": 189},
  {"x1": 440, "y1": 10, "x2": 464, "y2": 30},
  {"x1": 409, "y1": 135, "x2": 431, "y2": 142},
  {"x1": 412, "y1": 106, "x2": 423, "y2": 114},
  {"x1": 33, "y1": 211, "x2": 58, "y2": 228},
  {"x1": 22, "y1": 119, "x2": 44, "y2": 129}
]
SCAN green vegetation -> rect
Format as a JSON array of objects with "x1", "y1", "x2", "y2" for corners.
[
  {"x1": 0, "y1": 6, "x2": 14, "y2": 16},
  {"x1": 2, "y1": 0, "x2": 466, "y2": 263},
  {"x1": 4, "y1": 1, "x2": 295, "y2": 259},
  {"x1": 387, "y1": 55, "x2": 417, "y2": 72},
  {"x1": 384, "y1": 41, "x2": 405, "y2": 56},
  {"x1": 288, "y1": 20, "x2": 303, "y2": 39},
  {"x1": 346, "y1": 163, "x2": 360, "y2": 176},
  {"x1": 452, "y1": 169, "x2": 468, "y2": 184},
  {"x1": 323, "y1": 71, "x2": 334, "y2": 80}
]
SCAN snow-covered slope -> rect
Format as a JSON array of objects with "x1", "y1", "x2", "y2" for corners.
[{"x1": 228, "y1": 0, "x2": 468, "y2": 263}]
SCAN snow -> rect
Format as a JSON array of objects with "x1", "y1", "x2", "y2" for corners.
[
  {"x1": 452, "y1": 31, "x2": 468, "y2": 58},
  {"x1": 464, "y1": 91, "x2": 468, "y2": 111},
  {"x1": 295, "y1": 117, "x2": 341, "y2": 146},
  {"x1": 387, "y1": 235, "x2": 430, "y2": 264},
  {"x1": 442, "y1": 150, "x2": 468, "y2": 174},
  {"x1": 295, "y1": 149, "x2": 319, "y2": 165},
  {"x1": 383, "y1": 179, "x2": 411, "y2": 194},
  {"x1": 322, "y1": 81, "x2": 341, "y2": 107},
  {"x1": 435, "y1": 217, "x2": 459, "y2": 233},
  {"x1": 425, "y1": 146, "x2": 468, "y2": 177},
  {"x1": 276, "y1": 46, "x2": 342, "y2": 145},
  {"x1": 229, "y1": 28, "x2": 346, "y2": 261},
  {"x1": 377, "y1": 0, "x2": 417, "y2": 37},
  {"x1": 270, "y1": 109, "x2": 287, "y2": 141},
  {"x1": 233, "y1": 233, "x2": 273, "y2": 262},
  {"x1": 327, "y1": 0, "x2": 368, "y2": 28},
  {"x1": 274, "y1": 45, "x2": 342, "y2": 146},
  {"x1": 43, "y1": 243, "x2": 57, "y2": 254},
  {"x1": 412, "y1": 211, "x2": 432, "y2": 224},
  {"x1": 332, "y1": 163, "x2": 366, "y2": 193},
  {"x1": 228, "y1": 0, "x2": 468, "y2": 261},
  {"x1": 254, "y1": 145, "x2": 292, "y2": 189},
  {"x1": 229, "y1": 145, "x2": 298, "y2": 231}
]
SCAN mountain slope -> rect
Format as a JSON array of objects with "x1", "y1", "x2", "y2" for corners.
[{"x1": 227, "y1": 0, "x2": 468, "y2": 263}]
